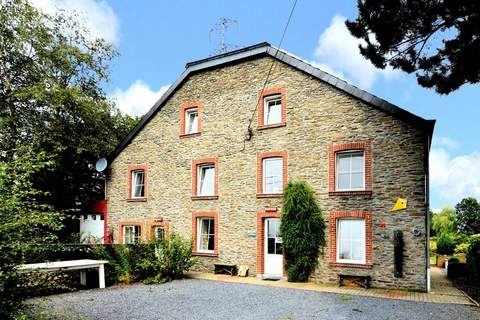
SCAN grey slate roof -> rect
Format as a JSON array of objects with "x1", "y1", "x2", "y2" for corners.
[{"x1": 108, "y1": 42, "x2": 435, "y2": 163}]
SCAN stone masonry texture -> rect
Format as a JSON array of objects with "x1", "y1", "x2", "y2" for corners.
[{"x1": 106, "y1": 56, "x2": 428, "y2": 291}]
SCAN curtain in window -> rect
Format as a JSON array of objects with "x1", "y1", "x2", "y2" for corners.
[{"x1": 198, "y1": 165, "x2": 214, "y2": 196}]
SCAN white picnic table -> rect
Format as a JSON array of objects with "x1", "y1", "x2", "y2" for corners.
[{"x1": 19, "y1": 259, "x2": 108, "y2": 288}]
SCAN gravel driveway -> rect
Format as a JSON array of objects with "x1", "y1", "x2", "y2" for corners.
[{"x1": 28, "y1": 279, "x2": 479, "y2": 320}]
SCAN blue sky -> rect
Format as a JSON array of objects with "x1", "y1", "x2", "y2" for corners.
[{"x1": 32, "y1": 0, "x2": 480, "y2": 210}]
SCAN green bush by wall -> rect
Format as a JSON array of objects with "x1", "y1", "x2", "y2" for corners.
[{"x1": 280, "y1": 181, "x2": 325, "y2": 282}]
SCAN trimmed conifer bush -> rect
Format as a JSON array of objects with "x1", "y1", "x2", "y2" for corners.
[{"x1": 280, "y1": 181, "x2": 326, "y2": 282}]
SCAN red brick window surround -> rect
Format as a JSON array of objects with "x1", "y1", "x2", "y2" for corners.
[
  {"x1": 328, "y1": 141, "x2": 372, "y2": 196},
  {"x1": 180, "y1": 101, "x2": 203, "y2": 137},
  {"x1": 329, "y1": 211, "x2": 372, "y2": 269},
  {"x1": 257, "y1": 151, "x2": 288, "y2": 198},
  {"x1": 257, "y1": 87, "x2": 286, "y2": 130},
  {"x1": 192, "y1": 157, "x2": 219, "y2": 200},
  {"x1": 256, "y1": 210, "x2": 282, "y2": 275},
  {"x1": 118, "y1": 221, "x2": 144, "y2": 244},
  {"x1": 192, "y1": 211, "x2": 218, "y2": 257},
  {"x1": 127, "y1": 165, "x2": 147, "y2": 201}
]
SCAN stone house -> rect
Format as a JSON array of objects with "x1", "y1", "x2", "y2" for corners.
[{"x1": 104, "y1": 42, "x2": 435, "y2": 291}]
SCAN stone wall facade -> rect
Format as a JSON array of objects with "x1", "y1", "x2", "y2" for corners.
[{"x1": 106, "y1": 56, "x2": 429, "y2": 291}]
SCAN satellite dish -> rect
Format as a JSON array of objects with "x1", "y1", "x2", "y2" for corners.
[{"x1": 95, "y1": 158, "x2": 108, "y2": 172}]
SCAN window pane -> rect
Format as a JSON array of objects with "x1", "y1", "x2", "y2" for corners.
[
  {"x1": 263, "y1": 158, "x2": 282, "y2": 193},
  {"x1": 207, "y1": 234, "x2": 215, "y2": 251},
  {"x1": 265, "y1": 98, "x2": 282, "y2": 124},
  {"x1": 337, "y1": 173, "x2": 350, "y2": 190},
  {"x1": 267, "y1": 238, "x2": 275, "y2": 254},
  {"x1": 351, "y1": 153, "x2": 364, "y2": 172},
  {"x1": 275, "y1": 242, "x2": 283, "y2": 255},
  {"x1": 337, "y1": 155, "x2": 350, "y2": 172},
  {"x1": 132, "y1": 171, "x2": 145, "y2": 197},
  {"x1": 198, "y1": 218, "x2": 214, "y2": 252},
  {"x1": 337, "y1": 219, "x2": 365, "y2": 262},
  {"x1": 198, "y1": 165, "x2": 215, "y2": 196},
  {"x1": 335, "y1": 151, "x2": 365, "y2": 191},
  {"x1": 186, "y1": 110, "x2": 198, "y2": 134},
  {"x1": 351, "y1": 172, "x2": 364, "y2": 189},
  {"x1": 200, "y1": 235, "x2": 209, "y2": 251},
  {"x1": 154, "y1": 227, "x2": 164, "y2": 240}
]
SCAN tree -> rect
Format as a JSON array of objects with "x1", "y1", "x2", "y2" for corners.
[
  {"x1": 432, "y1": 207, "x2": 456, "y2": 235},
  {"x1": 346, "y1": 0, "x2": 480, "y2": 94},
  {"x1": 0, "y1": 0, "x2": 137, "y2": 227},
  {"x1": 455, "y1": 197, "x2": 480, "y2": 235},
  {"x1": 0, "y1": 149, "x2": 63, "y2": 318},
  {"x1": 280, "y1": 181, "x2": 325, "y2": 282}
]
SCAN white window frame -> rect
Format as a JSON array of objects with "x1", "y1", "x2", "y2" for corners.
[
  {"x1": 263, "y1": 94, "x2": 282, "y2": 125},
  {"x1": 336, "y1": 218, "x2": 366, "y2": 264},
  {"x1": 262, "y1": 157, "x2": 283, "y2": 194},
  {"x1": 197, "y1": 163, "x2": 215, "y2": 196},
  {"x1": 335, "y1": 150, "x2": 365, "y2": 191},
  {"x1": 123, "y1": 225, "x2": 141, "y2": 244},
  {"x1": 131, "y1": 170, "x2": 145, "y2": 198},
  {"x1": 196, "y1": 217, "x2": 214, "y2": 253},
  {"x1": 185, "y1": 108, "x2": 199, "y2": 134}
]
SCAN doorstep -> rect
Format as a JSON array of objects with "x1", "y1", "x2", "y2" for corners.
[{"x1": 185, "y1": 271, "x2": 476, "y2": 306}]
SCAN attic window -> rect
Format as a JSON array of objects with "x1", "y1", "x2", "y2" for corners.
[
  {"x1": 180, "y1": 102, "x2": 203, "y2": 137},
  {"x1": 258, "y1": 87, "x2": 286, "y2": 129}
]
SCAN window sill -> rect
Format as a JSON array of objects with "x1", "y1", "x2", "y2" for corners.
[
  {"x1": 126, "y1": 198, "x2": 147, "y2": 202},
  {"x1": 180, "y1": 132, "x2": 201, "y2": 138},
  {"x1": 257, "y1": 123, "x2": 286, "y2": 130},
  {"x1": 192, "y1": 251, "x2": 218, "y2": 257},
  {"x1": 329, "y1": 190, "x2": 372, "y2": 197},
  {"x1": 330, "y1": 262, "x2": 372, "y2": 269},
  {"x1": 256, "y1": 193, "x2": 283, "y2": 198},
  {"x1": 191, "y1": 195, "x2": 219, "y2": 200}
]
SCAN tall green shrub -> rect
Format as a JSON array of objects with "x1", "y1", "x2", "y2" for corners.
[
  {"x1": 280, "y1": 181, "x2": 325, "y2": 282},
  {"x1": 436, "y1": 233, "x2": 456, "y2": 255}
]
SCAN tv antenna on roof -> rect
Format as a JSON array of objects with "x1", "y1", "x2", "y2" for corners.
[{"x1": 209, "y1": 17, "x2": 239, "y2": 56}]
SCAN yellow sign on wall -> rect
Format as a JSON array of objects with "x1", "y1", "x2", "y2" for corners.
[{"x1": 391, "y1": 198, "x2": 407, "y2": 211}]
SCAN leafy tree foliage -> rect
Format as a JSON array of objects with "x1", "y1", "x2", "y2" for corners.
[
  {"x1": 280, "y1": 181, "x2": 325, "y2": 282},
  {"x1": 436, "y1": 233, "x2": 456, "y2": 255},
  {"x1": 0, "y1": 0, "x2": 137, "y2": 222},
  {"x1": 455, "y1": 197, "x2": 480, "y2": 235},
  {"x1": 432, "y1": 207, "x2": 456, "y2": 235},
  {"x1": 0, "y1": 149, "x2": 63, "y2": 319},
  {"x1": 346, "y1": 0, "x2": 480, "y2": 94}
]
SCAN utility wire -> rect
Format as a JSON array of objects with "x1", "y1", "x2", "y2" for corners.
[
  {"x1": 221, "y1": 0, "x2": 299, "y2": 159},
  {"x1": 246, "y1": 0, "x2": 299, "y2": 132}
]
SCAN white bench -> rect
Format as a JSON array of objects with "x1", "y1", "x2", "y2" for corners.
[{"x1": 19, "y1": 259, "x2": 109, "y2": 288}]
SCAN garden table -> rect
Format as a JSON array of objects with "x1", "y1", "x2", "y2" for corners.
[{"x1": 19, "y1": 259, "x2": 108, "y2": 288}]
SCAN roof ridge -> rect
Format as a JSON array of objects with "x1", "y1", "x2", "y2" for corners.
[{"x1": 107, "y1": 42, "x2": 435, "y2": 164}]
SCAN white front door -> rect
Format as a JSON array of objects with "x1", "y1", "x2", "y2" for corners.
[{"x1": 264, "y1": 218, "x2": 283, "y2": 276}]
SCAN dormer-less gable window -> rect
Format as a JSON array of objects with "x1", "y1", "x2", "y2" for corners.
[
  {"x1": 131, "y1": 170, "x2": 145, "y2": 198},
  {"x1": 264, "y1": 95, "x2": 282, "y2": 125},
  {"x1": 127, "y1": 165, "x2": 147, "y2": 201},
  {"x1": 180, "y1": 102, "x2": 203, "y2": 137},
  {"x1": 258, "y1": 87, "x2": 286, "y2": 129},
  {"x1": 185, "y1": 108, "x2": 199, "y2": 134}
]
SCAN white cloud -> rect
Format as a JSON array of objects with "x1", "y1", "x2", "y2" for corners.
[
  {"x1": 30, "y1": 0, "x2": 119, "y2": 44},
  {"x1": 312, "y1": 15, "x2": 398, "y2": 89},
  {"x1": 433, "y1": 136, "x2": 460, "y2": 150},
  {"x1": 110, "y1": 80, "x2": 170, "y2": 117},
  {"x1": 430, "y1": 146, "x2": 480, "y2": 203}
]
